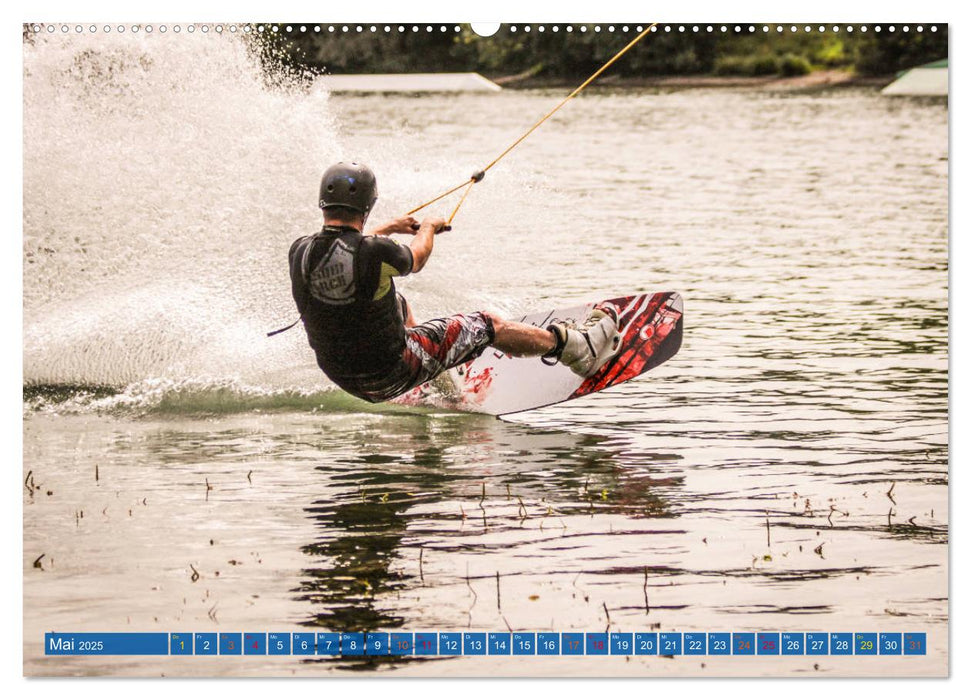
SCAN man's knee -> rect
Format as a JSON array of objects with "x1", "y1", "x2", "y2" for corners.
[
  {"x1": 398, "y1": 294, "x2": 416, "y2": 327},
  {"x1": 481, "y1": 311, "x2": 505, "y2": 336}
]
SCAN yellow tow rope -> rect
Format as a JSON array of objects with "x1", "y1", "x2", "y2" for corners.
[{"x1": 408, "y1": 23, "x2": 659, "y2": 225}]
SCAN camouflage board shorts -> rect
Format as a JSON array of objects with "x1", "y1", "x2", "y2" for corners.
[{"x1": 331, "y1": 311, "x2": 495, "y2": 403}]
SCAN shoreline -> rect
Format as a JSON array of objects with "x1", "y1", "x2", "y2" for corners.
[{"x1": 492, "y1": 69, "x2": 893, "y2": 92}]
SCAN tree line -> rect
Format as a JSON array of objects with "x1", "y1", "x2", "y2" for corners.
[{"x1": 261, "y1": 24, "x2": 948, "y2": 81}]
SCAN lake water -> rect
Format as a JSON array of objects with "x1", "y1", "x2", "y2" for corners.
[{"x1": 22, "y1": 31, "x2": 948, "y2": 676}]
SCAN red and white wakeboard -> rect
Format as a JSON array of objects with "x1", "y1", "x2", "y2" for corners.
[{"x1": 395, "y1": 292, "x2": 683, "y2": 416}]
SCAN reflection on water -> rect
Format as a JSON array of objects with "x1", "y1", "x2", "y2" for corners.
[{"x1": 295, "y1": 417, "x2": 675, "y2": 648}]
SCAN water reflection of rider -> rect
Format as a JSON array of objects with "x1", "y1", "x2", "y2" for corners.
[{"x1": 295, "y1": 416, "x2": 679, "y2": 641}]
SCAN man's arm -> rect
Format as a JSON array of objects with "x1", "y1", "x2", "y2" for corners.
[
  {"x1": 409, "y1": 217, "x2": 447, "y2": 273},
  {"x1": 369, "y1": 216, "x2": 419, "y2": 237},
  {"x1": 288, "y1": 236, "x2": 312, "y2": 312},
  {"x1": 288, "y1": 236, "x2": 305, "y2": 265}
]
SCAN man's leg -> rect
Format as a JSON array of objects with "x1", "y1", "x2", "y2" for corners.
[
  {"x1": 397, "y1": 293, "x2": 417, "y2": 328},
  {"x1": 395, "y1": 308, "x2": 618, "y2": 395},
  {"x1": 485, "y1": 309, "x2": 621, "y2": 376},
  {"x1": 484, "y1": 313, "x2": 556, "y2": 356}
]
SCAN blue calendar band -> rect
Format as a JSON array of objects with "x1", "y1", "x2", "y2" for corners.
[{"x1": 45, "y1": 632, "x2": 927, "y2": 657}]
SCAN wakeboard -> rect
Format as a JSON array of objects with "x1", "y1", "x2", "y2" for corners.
[{"x1": 396, "y1": 291, "x2": 683, "y2": 416}]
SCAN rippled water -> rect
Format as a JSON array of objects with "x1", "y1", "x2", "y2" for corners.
[{"x1": 23, "y1": 32, "x2": 948, "y2": 676}]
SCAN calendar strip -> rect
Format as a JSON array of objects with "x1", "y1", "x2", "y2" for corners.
[{"x1": 45, "y1": 632, "x2": 926, "y2": 656}]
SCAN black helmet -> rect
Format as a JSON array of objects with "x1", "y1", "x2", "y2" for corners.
[{"x1": 318, "y1": 161, "x2": 378, "y2": 218}]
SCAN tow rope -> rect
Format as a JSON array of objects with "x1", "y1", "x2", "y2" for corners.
[
  {"x1": 267, "y1": 319, "x2": 300, "y2": 337},
  {"x1": 408, "y1": 23, "x2": 658, "y2": 226}
]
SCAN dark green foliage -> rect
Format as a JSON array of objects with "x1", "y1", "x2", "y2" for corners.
[
  {"x1": 259, "y1": 24, "x2": 948, "y2": 80},
  {"x1": 852, "y1": 29, "x2": 949, "y2": 74},
  {"x1": 713, "y1": 54, "x2": 779, "y2": 76},
  {"x1": 779, "y1": 53, "x2": 812, "y2": 76},
  {"x1": 751, "y1": 54, "x2": 782, "y2": 75}
]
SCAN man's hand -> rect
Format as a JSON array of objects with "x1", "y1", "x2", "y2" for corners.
[
  {"x1": 420, "y1": 217, "x2": 449, "y2": 234},
  {"x1": 371, "y1": 216, "x2": 419, "y2": 236}
]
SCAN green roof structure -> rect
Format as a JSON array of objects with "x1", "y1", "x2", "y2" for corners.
[{"x1": 882, "y1": 58, "x2": 948, "y2": 96}]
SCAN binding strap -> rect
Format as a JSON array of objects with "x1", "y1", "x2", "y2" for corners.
[{"x1": 541, "y1": 323, "x2": 567, "y2": 366}]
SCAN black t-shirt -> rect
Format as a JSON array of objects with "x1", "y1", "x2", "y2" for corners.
[{"x1": 289, "y1": 226, "x2": 414, "y2": 378}]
